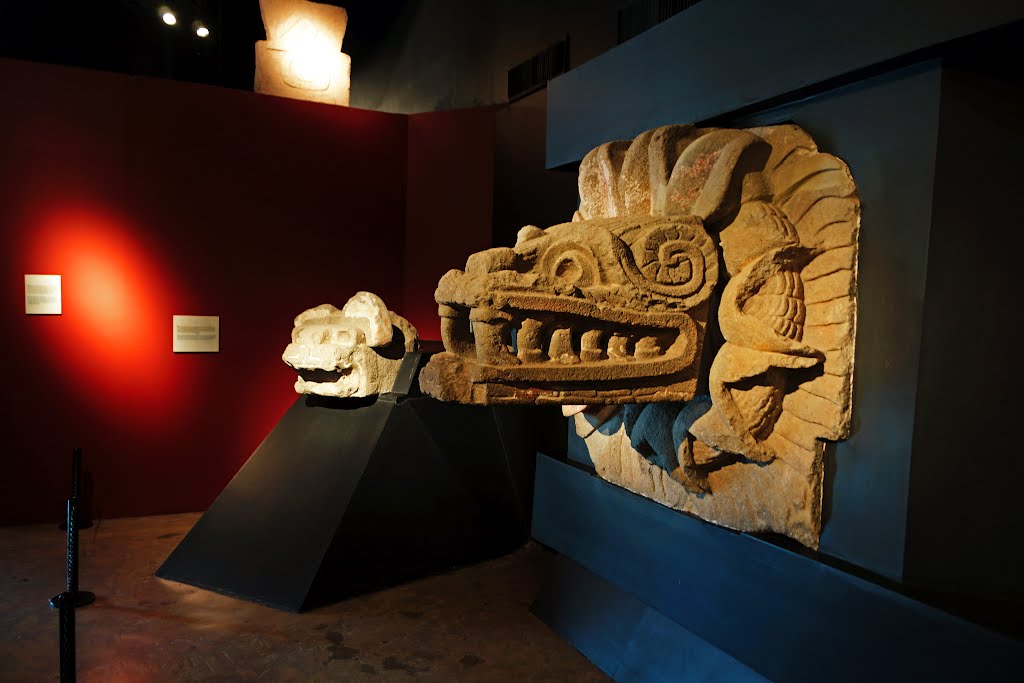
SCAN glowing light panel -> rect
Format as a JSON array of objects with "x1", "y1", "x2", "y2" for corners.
[{"x1": 254, "y1": 0, "x2": 351, "y2": 106}]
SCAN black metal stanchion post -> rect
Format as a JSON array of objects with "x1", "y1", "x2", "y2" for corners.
[
  {"x1": 71, "y1": 448, "x2": 80, "y2": 499},
  {"x1": 56, "y1": 591, "x2": 76, "y2": 683},
  {"x1": 58, "y1": 448, "x2": 92, "y2": 531},
  {"x1": 50, "y1": 499, "x2": 95, "y2": 608}
]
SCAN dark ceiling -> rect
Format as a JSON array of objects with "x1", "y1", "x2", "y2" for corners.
[{"x1": 0, "y1": 0, "x2": 408, "y2": 91}]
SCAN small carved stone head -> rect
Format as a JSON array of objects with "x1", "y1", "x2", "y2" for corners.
[{"x1": 283, "y1": 292, "x2": 417, "y2": 398}]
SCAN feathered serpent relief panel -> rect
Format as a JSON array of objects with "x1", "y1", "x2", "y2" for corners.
[{"x1": 421, "y1": 124, "x2": 859, "y2": 546}]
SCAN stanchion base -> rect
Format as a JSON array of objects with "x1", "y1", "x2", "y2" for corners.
[{"x1": 49, "y1": 591, "x2": 95, "y2": 608}]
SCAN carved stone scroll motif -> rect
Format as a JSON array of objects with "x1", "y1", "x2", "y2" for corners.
[
  {"x1": 283, "y1": 292, "x2": 418, "y2": 398},
  {"x1": 420, "y1": 124, "x2": 860, "y2": 547}
]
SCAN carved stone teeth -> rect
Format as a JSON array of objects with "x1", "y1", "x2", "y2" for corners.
[
  {"x1": 440, "y1": 316, "x2": 457, "y2": 347},
  {"x1": 607, "y1": 333, "x2": 632, "y2": 361},
  {"x1": 440, "y1": 315, "x2": 473, "y2": 356},
  {"x1": 469, "y1": 306, "x2": 513, "y2": 323},
  {"x1": 580, "y1": 330, "x2": 604, "y2": 362},
  {"x1": 549, "y1": 328, "x2": 580, "y2": 364},
  {"x1": 635, "y1": 336, "x2": 661, "y2": 360},
  {"x1": 517, "y1": 318, "x2": 545, "y2": 363},
  {"x1": 474, "y1": 320, "x2": 519, "y2": 365}
]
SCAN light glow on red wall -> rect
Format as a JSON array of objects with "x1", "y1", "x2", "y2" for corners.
[
  {"x1": 0, "y1": 57, "x2": 487, "y2": 524},
  {"x1": 23, "y1": 201, "x2": 196, "y2": 431}
]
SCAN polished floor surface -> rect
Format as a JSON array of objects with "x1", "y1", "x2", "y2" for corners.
[{"x1": 0, "y1": 513, "x2": 608, "y2": 682}]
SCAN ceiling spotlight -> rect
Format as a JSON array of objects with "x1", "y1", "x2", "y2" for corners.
[
  {"x1": 159, "y1": 6, "x2": 177, "y2": 26},
  {"x1": 194, "y1": 21, "x2": 210, "y2": 38}
]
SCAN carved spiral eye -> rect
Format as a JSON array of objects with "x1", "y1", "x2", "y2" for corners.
[
  {"x1": 628, "y1": 220, "x2": 718, "y2": 305},
  {"x1": 540, "y1": 243, "x2": 599, "y2": 287},
  {"x1": 647, "y1": 239, "x2": 702, "y2": 286}
]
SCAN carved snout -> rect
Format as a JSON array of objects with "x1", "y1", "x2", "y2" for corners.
[
  {"x1": 465, "y1": 247, "x2": 521, "y2": 275},
  {"x1": 282, "y1": 342, "x2": 350, "y2": 371}
]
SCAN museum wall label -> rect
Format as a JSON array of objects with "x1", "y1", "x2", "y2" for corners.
[
  {"x1": 420, "y1": 124, "x2": 860, "y2": 546},
  {"x1": 172, "y1": 315, "x2": 220, "y2": 353},
  {"x1": 283, "y1": 291, "x2": 419, "y2": 398},
  {"x1": 24, "y1": 274, "x2": 61, "y2": 315}
]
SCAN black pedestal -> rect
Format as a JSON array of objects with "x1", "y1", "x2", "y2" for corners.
[
  {"x1": 531, "y1": 455, "x2": 1024, "y2": 682},
  {"x1": 532, "y1": 554, "x2": 767, "y2": 682},
  {"x1": 157, "y1": 392, "x2": 536, "y2": 612}
]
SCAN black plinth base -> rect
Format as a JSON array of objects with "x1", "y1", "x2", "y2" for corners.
[
  {"x1": 157, "y1": 393, "x2": 536, "y2": 612},
  {"x1": 532, "y1": 555, "x2": 767, "y2": 682},
  {"x1": 49, "y1": 591, "x2": 95, "y2": 608},
  {"x1": 531, "y1": 455, "x2": 1024, "y2": 682}
]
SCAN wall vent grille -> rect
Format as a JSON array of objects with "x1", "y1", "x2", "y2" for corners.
[
  {"x1": 617, "y1": 0, "x2": 704, "y2": 44},
  {"x1": 507, "y1": 36, "x2": 571, "y2": 101}
]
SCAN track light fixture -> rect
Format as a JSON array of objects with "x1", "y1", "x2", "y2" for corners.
[{"x1": 158, "y1": 6, "x2": 177, "y2": 26}]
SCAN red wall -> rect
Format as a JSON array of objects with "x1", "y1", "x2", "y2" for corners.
[
  {"x1": 403, "y1": 109, "x2": 496, "y2": 339},
  {"x1": 0, "y1": 59, "x2": 494, "y2": 525}
]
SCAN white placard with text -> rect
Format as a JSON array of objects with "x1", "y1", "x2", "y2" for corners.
[
  {"x1": 24, "y1": 274, "x2": 62, "y2": 315},
  {"x1": 173, "y1": 315, "x2": 220, "y2": 353}
]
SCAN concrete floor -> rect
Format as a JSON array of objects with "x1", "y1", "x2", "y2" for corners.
[{"x1": 0, "y1": 513, "x2": 609, "y2": 682}]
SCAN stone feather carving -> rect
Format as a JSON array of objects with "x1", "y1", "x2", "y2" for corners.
[{"x1": 576, "y1": 124, "x2": 859, "y2": 547}]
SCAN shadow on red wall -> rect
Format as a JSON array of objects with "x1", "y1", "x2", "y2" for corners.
[
  {"x1": 404, "y1": 109, "x2": 496, "y2": 339},
  {"x1": 0, "y1": 58, "x2": 495, "y2": 525}
]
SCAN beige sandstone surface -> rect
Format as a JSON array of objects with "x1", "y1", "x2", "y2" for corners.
[
  {"x1": 421, "y1": 124, "x2": 860, "y2": 546},
  {"x1": 283, "y1": 291, "x2": 418, "y2": 398}
]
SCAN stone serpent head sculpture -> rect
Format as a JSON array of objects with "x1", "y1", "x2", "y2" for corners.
[
  {"x1": 283, "y1": 291, "x2": 418, "y2": 398},
  {"x1": 421, "y1": 124, "x2": 859, "y2": 547}
]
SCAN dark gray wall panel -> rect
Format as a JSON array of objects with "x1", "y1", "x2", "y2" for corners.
[
  {"x1": 903, "y1": 45, "x2": 1024, "y2": 615},
  {"x1": 731, "y1": 63, "x2": 943, "y2": 580},
  {"x1": 532, "y1": 455, "x2": 1024, "y2": 683},
  {"x1": 546, "y1": 0, "x2": 1023, "y2": 167},
  {"x1": 533, "y1": 555, "x2": 767, "y2": 682}
]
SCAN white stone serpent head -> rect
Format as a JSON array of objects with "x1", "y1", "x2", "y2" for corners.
[{"x1": 283, "y1": 291, "x2": 418, "y2": 398}]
